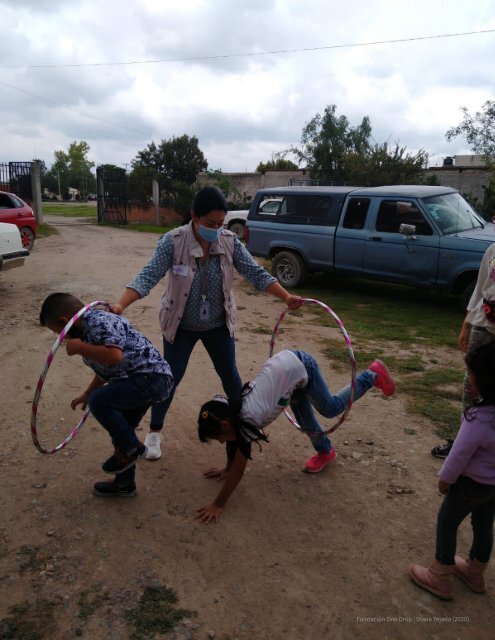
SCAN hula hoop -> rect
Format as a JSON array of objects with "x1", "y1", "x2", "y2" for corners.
[
  {"x1": 269, "y1": 298, "x2": 356, "y2": 435},
  {"x1": 31, "y1": 300, "x2": 111, "y2": 454}
]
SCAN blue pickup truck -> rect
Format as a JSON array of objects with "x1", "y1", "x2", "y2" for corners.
[{"x1": 245, "y1": 185, "x2": 495, "y2": 307}]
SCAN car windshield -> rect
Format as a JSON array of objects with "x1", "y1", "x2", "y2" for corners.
[{"x1": 422, "y1": 193, "x2": 485, "y2": 234}]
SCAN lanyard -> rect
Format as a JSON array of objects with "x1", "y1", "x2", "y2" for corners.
[{"x1": 197, "y1": 253, "x2": 210, "y2": 301}]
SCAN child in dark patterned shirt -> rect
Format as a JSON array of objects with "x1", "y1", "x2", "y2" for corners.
[{"x1": 39, "y1": 292, "x2": 174, "y2": 497}]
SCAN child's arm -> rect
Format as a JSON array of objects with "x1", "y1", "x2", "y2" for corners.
[
  {"x1": 202, "y1": 444, "x2": 236, "y2": 479},
  {"x1": 71, "y1": 374, "x2": 105, "y2": 410},
  {"x1": 196, "y1": 448, "x2": 248, "y2": 524},
  {"x1": 66, "y1": 339, "x2": 123, "y2": 365}
]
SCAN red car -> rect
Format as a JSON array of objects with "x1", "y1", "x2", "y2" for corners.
[{"x1": 0, "y1": 191, "x2": 38, "y2": 251}]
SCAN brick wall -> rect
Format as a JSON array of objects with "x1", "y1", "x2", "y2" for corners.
[{"x1": 126, "y1": 204, "x2": 183, "y2": 226}]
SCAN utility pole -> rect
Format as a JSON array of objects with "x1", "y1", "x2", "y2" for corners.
[{"x1": 30, "y1": 160, "x2": 43, "y2": 224}]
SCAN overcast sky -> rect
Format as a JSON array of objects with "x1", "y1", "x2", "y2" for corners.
[{"x1": 1, "y1": 0, "x2": 494, "y2": 173}]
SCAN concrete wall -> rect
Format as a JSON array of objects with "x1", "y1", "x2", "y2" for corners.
[
  {"x1": 425, "y1": 166, "x2": 492, "y2": 204},
  {"x1": 197, "y1": 169, "x2": 310, "y2": 201},
  {"x1": 198, "y1": 166, "x2": 492, "y2": 208}
]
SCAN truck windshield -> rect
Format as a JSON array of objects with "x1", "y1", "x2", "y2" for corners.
[{"x1": 422, "y1": 193, "x2": 485, "y2": 234}]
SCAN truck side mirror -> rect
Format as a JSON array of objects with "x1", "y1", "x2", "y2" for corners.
[{"x1": 399, "y1": 223, "x2": 416, "y2": 236}]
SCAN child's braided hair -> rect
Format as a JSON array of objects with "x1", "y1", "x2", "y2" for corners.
[
  {"x1": 197, "y1": 383, "x2": 268, "y2": 459},
  {"x1": 464, "y1": 339, "x2": 495, "y2": 412}
]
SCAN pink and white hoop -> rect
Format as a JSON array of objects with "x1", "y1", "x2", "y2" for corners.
[
  {"x1": 270, "y1": 298, "x2": 356, "y2": 435},
  {"x1": 31, "y1": 300, "x2": 111, "y2": 454}
]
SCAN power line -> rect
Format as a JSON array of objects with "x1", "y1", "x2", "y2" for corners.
[
  {"x1": 0, "y1": 79, "x2": 151, "y2": 136},
  {"x1": 3, "y1": 28, "x2": 494, "y2": 70}
]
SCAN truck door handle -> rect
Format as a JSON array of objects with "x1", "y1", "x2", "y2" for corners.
[{"x1": 369, "y1": 236, "x2": 382, "y2": 241}]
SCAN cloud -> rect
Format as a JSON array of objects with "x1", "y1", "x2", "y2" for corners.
[{"x1": 0, "y1": 0, "x2": 493, "y2": 171}]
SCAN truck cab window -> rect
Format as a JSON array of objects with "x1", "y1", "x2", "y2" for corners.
[
  {"x1": 376, "y1": 200, "x2": 433, "y2": 236},
  {"x1": 343, "y1": 198, "x2": 370, "y2": 229}
]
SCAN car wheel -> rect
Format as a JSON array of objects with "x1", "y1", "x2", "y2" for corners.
[
  {"x1": 19, "y1": 227, "x2": 35, "y2": 252},
  {"x1": 271, "y1": 251, "x2": 307, "y2": 288},
  {"x1": 228, "y1": 221, "x2": 245, "y2": 239}
]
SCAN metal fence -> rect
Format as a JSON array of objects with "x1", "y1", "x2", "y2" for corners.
[
  {"x1": 96, "y1": 166, "x2": 156, "y2": 225},
  {"x1": 0, "y1": 162, "x2": 35, "y2": 201}
]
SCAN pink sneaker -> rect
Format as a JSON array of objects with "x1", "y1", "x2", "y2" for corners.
[
  {"x1": 303, "y1": 449, "x2": 336, "y2": 473},
  {"x1": 369, "y1": 360, "x2": 395, "y2": 396}
]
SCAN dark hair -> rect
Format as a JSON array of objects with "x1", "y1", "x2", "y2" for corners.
[
  {"x1": 192, "y1": 186, "x2": 228, "y2": 217},
  {"x1": 39, "y1": 292, "x2": 84, "y2": 326},
  {"x1": 464, "y1": 340, "x2": 495, "y2": 419},
  {"x1": 197, "y1": 385, "x2": 268, "y2": 460}
]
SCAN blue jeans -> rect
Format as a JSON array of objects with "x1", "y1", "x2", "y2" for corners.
[
  {"x1": 290, "y1": 350, "x2": 375, "y2": 453},
  {"x1": 436, "y1": 475, "x2": 495, "y2": 564},
  {"x1": 150, "y1": 325, "x2": 243, "y2": 430},
  {"x1": 88, "y1": 373, "x2": 172, "y2": 486}
]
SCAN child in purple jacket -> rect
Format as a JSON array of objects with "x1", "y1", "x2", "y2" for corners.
[{"x1": 409, "y1": 341, "x2": 495, "y2": 600}]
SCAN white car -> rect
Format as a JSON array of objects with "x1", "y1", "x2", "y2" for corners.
[
  {"x1": 0, "y1": 222, "x2": 29, "y2": 271},
  {"x1": 224, "y1": 199, "x2": 282, "y2": 239},
  {"x1": 223, "y1": 209, "x2": 249, "y2": 239}
]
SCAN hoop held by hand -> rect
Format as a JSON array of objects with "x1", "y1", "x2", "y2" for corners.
[{"x1": 31, "y1": 300, "x2": 111, "y2": 454}]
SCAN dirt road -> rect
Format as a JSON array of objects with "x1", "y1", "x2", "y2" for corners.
[{"x1": 0, "y1": 217, "x2": 492, "y2": 639}]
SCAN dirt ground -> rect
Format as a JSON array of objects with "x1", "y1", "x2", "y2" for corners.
[{"x1": 1, "y1": 216, "x2": 494, "y2": 640}]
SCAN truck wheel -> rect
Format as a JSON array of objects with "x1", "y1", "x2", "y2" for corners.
[
  {"x1": 228, "y1": 221, "x2": 245, "y2": 239},
  {"x1": 272, "y1": 251, "x2": 308, "y2": 288},
  {"x1": 460, "y1": 281, "x2": 475, "y2": 310}
]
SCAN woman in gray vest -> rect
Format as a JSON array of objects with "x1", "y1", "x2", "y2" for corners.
[{"x1": 113, "y1": 187, "x2": 302, "y2": 460}]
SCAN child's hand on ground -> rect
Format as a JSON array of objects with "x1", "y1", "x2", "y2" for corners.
[
  {"x1": 71, "y1": 392, "x2": 88, "y2": 411},
  {"x1": 438, "y1": 480, "x2": 450, "y2": 495},
  {"x1": 202, "y1": 466, "x2": 228, "y2": 480},
  {"x1": 196, "y1": 503, "x2": 223, "y2": 524},
  {"x1": 66, "y1": 338, "x2": 84, "y2": 356}
]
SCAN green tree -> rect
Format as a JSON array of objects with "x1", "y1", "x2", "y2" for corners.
[
  {"x1": 204, "y1": 169, "x2": 239, "y2": 199},
  {"x1": 295, "y1": 104, "x2": 372, "y2": 181},
  {"x1": 44, "y1": 140, "x2": 95, "y2": 199},
  {"x1": 446, "y1": 101, "x2": 495, "y2": 217},
  {"x1": 342, "y1": 142, "x2": 428, "y2": 186},
  {"x1": 256, "y1": 153, "x2": 298, "y2": 174},
  {"x1": 131, "y1": 134, "x2": 208, "y2": 186},
  {"x1": 446, "y1": 100, "x2": 495, "y2": 159}
]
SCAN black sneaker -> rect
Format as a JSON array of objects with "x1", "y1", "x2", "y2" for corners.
[
  {"x1": 93, "y1": 480, "x2": 136, "y2": 498},
  {"x1": 102, "y1": 443, "x2": 147, "y2": 475},
  {"x1": 431, "y1": 439, "x2": 454, "y2": 459}
]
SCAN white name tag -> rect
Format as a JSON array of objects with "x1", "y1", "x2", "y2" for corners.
[{"x1": 172, "y1": 264, "x2": 189, "y2": 276}]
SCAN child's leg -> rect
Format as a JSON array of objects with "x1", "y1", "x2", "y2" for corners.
[
  {"x1": 117, "y1": 464, "x2": 136, "y2": 489},
  {"x1": 89, "y1": 378, "x2": 157, "y2": 454},
  {"x1": 290, "y1": 393, "x2": 332, "y2": 453},
  {"x1": 468, "y1": 491, "x2": 495, "y2": 563},
  {"x1": 435, "y1": 479, "x2": 476, "y2": 564},
  {"x1": 292, "y1": 350, "x2": 375, "y2": 418}
]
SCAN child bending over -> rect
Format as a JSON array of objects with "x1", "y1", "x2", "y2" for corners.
[
  {"x1": 39, "y1": 293, "x2": 174, "y2": 497},
  {"x1": 409, "y1": 340, "x2": 495, "y2": 600},
  {"x1": 196, "y1": 349, "x2": 394, "y2": 523}
]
